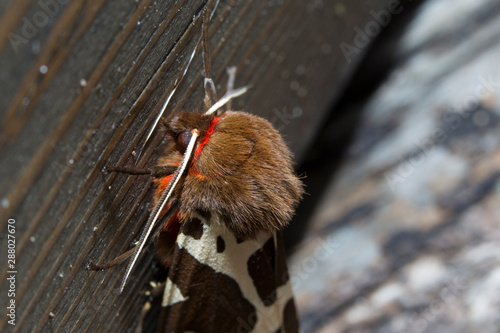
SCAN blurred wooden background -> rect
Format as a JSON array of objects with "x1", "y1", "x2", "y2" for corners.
[
  {"x1": 291, "y1": 0, "x2": 500, "y2": 332},
  {"x1": 0, "y1": 0, "x2": 407, "y2": 331}
]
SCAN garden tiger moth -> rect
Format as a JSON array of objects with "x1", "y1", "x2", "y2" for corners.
[{"x1": 88, "y1": 2, "x2": 304, "y2": 332}]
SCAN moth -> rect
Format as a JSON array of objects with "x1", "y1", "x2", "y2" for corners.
[{"x1": 89, "y1": 4, "x2": 303, "y2": 332}]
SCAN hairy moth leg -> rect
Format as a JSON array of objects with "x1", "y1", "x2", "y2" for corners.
[
  {"x1": 133, "y1": 281, "x2": 166, "y2": 333},
  {"x1": 86, "y1": 247, "x2": 136, "y2": 271},
  {"x1": 103, "y1": 165, "x2": 176, "y2": 178},
  {"x1": 87, "y1": 165, "x2": 177, "y2": 271}
]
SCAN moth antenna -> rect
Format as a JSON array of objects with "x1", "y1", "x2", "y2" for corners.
[
  {"x1": 225, "y1": 66, "x2": 237, "y2": 111},
  {"x1": 202, "y1": 6, "x2": 217, "y2": 109},
  {"x1": 135, "y1": 37, "x2": 201, "y2": 165},
  {"x1": 136, "y1": 0, "x2": 219, "y2": 164},
  {"x1": 120, "y1": 129, "x2": 200, "y2": 292},
  {"x1": 209, "y1": 0, "x2": 220, "y2": 20},
  {"x1": 226, "y1": 67, "x2": 237, "y2": 93},
  {"x1": 205, "y1": 86, "x2": 249, "y2": 115}
]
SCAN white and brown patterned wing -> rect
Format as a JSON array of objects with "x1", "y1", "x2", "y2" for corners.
[{"x1": 158, "y1": 212, "x2": 299, "y2": 333}]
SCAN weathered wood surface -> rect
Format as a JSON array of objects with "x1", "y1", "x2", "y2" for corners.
[
  {"x1": 290, "y1": 0, "x2": 500, "y2": 332},
  {"x1": 0, "y1": 0, "x2": 402, "y2": 331}
]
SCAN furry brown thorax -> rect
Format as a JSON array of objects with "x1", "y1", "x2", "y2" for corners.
[{"x1": 155, "y1": 110, "x2": 304, "y2": 239}]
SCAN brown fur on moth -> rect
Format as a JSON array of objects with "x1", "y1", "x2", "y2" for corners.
[{"x1": 155, "y1": 110, "x2": 304, "y2": 240}]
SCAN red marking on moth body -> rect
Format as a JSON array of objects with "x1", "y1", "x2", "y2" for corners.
[
  {"x1": 187, "y1": 167, "x2": 206, "y2": 179},
  {"x1": 163, "y1": 209, "x2": 180, "y2": 232},
  {"x1": 187, "y1": 116, "x2": 222, "y2": 179},
  {"x1": 194, "y1": 116, "x2": 221, "y2": 159}
]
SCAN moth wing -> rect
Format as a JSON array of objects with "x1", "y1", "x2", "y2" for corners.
[
  {"x1": 158, "y1": 214, "x2": 299, "y2": 333},
  {"x1": 268, "y1": 232, "x2": 300, "y2": 333}
]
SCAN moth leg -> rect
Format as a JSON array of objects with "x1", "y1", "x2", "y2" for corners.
[
  {"x1": 148, "y1": 281, "x2": 166, "y2": 298},
  {"x1": 225, "y1": 66, "x2": 237, "y2": 111},
  {"x1": 86, "y1": 247, "x2": 136, "y2": 271},
  {"x1": 135, "y1": 300, "x2": 150, "y2": 333},
  {"x1": 104, "y1": 165, "x2": 176, "y2": 178},
  {"x1": 202, "y1": 7, "x2": 217, "y2": 110},
  {"x1": 134, "y1": 281, "x2": 165, "y2": 333}
]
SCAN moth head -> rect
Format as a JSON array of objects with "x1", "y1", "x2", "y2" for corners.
[
  {"x1": 162, "y1": 85, "x2": 248, "y2": 155},
  {"x1": 164, "y1": 110, "x2": 304, "y2": 240},
  {"x1": 165, "y1": 112, "x2": 215, "y2": 154}
]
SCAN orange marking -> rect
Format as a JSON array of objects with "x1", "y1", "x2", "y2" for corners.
[
  {"x1": 163, "y1": 209, "x2": 180, "y2": 232},
  {"x1": 157, "y1": 174, "x2": 174, "y2": 193},
  {"x1": 187, "y1": 164, "x2": 207, "y2": 179}
]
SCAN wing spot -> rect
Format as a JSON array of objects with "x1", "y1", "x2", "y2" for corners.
[
  {"x1": 247, "y1": 237, "x2": 278, "y2": 305},
  {"x1": 216, "y1": 236, "x2": 226, "y2": 253},
  {"x1": 182, "y1": 218, "x2": 204, "y2": 240}
]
